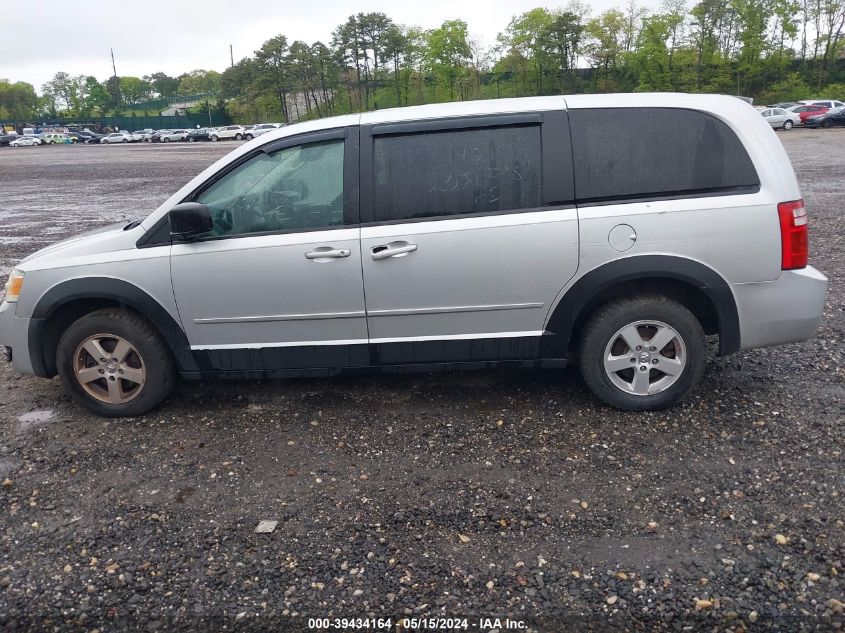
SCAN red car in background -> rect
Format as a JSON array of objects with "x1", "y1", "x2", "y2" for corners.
[{"x1": 790, "y1": 103, "x2": 829, "y2": 123}]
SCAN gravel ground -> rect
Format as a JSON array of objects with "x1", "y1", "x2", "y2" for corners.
[{"x1": 0, "y1": 133, "x2": 843, "y2": 632}]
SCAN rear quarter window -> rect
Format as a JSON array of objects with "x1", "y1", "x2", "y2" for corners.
[{"x1": 569, "y1": 107, "x2": 760, "y2": 204}]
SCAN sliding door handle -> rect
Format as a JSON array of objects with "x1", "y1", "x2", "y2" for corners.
[
  {"x1": 371, "y1": 242, "x2": 418, "y2": 260},
  {"x1": 305, "y1": 248, "x2": 351, "y2": 260}
]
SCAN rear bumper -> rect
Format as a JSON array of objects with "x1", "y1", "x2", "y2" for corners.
[
  {"x1": 0, "y1": 301, "x2": 39, "y2": 375},
  {"x1": 732, "y1": 266, "x2": 828, "y2": 351}
]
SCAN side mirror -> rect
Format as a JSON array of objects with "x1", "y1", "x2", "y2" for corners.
[{"x1": 169, "y1": 202, "x2": 213, "y2": 240}]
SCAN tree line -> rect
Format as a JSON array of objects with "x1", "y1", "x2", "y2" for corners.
[{"x1": 1, "y1": 0, "x2": 844, "y2": 125}]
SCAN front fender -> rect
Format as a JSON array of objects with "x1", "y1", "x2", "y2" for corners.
[{"x1": 28, "y1": 277, "x2": 198, "y2": 377}]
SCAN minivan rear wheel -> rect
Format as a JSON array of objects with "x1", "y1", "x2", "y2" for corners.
[
  {"x1": 579, "y1": 296, "x2": 706, "y2": 411},
  {"x1": 57, "y1": 308, "x2": 174, "y2": 417}
]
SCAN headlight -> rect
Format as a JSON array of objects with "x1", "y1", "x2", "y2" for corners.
[{"x1": 3, "y1": 269, "x2": 24, "y2": 303}]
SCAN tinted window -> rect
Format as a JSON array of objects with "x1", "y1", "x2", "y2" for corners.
[
  {"x1": 569, "y1": 108, "x2": 759, "y2": 203},
  {"x1": 196, "y1": 139, "x2": 345, "y2": 238},
  {"x1": 372, "y1": 125, "x2": 542, "y2": 222}
]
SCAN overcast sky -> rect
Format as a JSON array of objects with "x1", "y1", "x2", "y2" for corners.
[{"x1": 2, "y1": 0, "x2": 661, "y2": 92}]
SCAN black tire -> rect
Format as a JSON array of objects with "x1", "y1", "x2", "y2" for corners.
[
  {"x1": 579, "y1": 295, "x2": 706, "y2": 411},
  {"x1": 235, "y1": 133, "x2": 242, "y2": 140},
  {"x1": 211, "y1": 135, "x2": 218, "y2": 142},
  {"x1": 187, "y1": 136, "x2": 194, "y2": 142},
  {"x1": 164, "y1": 137, "x2": 170, "y2": 142},
  {"x1": 245, "y1": 133, "x2": 253, "y2": 140},
  {"x1": 822, "y1": 119, "x2": 833, "y2": 128},
  {"x1": 122, "y1": 138, "x2": 128, "y2": 143},
  {"x1": 56, "y1": 308, "x2": 174, "y2": 417},
  {"x1": 783, "y1": 120, "x2": 793, "y2": 130}
]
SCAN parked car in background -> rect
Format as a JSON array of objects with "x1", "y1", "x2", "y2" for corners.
[
  {"x1": 149, "y1": 130, "x2": 172, "y2": 143},
  {"x1": 211, "y1": 125, "x2": 246, "y2": 141},
  {"x1": 244, "y1": 123, "x2": 280, "y2": 140},
  {"x1": 131, "y1": 129, "x2": 154, "y2": 142},
  {"x1": 804, "y1": 106, "x2": 845, "y2": 128},
  {"x1": 41, "y1": 133, "x2": 71, "y2": 144},
  {"x1": 759, "y1": 107, "x2": 800, "y2": 130},
  {"x1": 788, "y1": 103, "x2": 828, "y2": 123},
  {"x1": 186, "y1": 128, "x2": 213, "y2": 142},
  {"x1": 800, "y1": 99, "x2": 845, "y2": 110},
  {"x1": 0, "y1": 131, "x2": 18, "y2": 146},
  {"x1": 160, "y1": 129, "x2": 190, "y2": 142},
  {"x1": 82, "y1": 132, "x2": 103, "y2": 144},
  {"x1": 100, "y1": 132, "x2": 133, "y2": 144},
  {"x1": 9, "y1": 135, "x2": 41, "y2": 147},
  {"x1": 770, "y1": 101, "x2": 798, "y2": 109}
]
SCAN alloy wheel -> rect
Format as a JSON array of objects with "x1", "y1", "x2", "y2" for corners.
[
  {"x1": 73, "y1": 334, "x2": 146, "y2": 404},
  {"x1": 603, "y1": 320, "x2": 687, "y2": 396}
]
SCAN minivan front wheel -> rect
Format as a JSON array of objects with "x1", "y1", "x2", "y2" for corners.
[
  {"x1": 57, "y1": 308, "x2": 174, "y2": 417},
  {"x1": 579, "y1": 296, "x2": 706, "y2": 411}
]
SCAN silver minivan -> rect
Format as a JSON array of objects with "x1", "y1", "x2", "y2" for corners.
[{"x1": 0, "y1": 94, "x2": 829, "y2": 416}]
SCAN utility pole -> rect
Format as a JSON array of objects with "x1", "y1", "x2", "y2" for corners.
[
  {"x1": 230, "y1": 44, "x2": 234, "y2": 67},
  {"x1": 110, "y1": 48, "x2": 121, "y2": 112}
]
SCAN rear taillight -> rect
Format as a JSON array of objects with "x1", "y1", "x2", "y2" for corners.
[{"x1": 778, "y1": 199, "x2": 808, "y2": 270}]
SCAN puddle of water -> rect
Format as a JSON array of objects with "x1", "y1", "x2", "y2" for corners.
[
  {"x1": 0, "y1": 456, "x2": 20, "y2": 477},
  {"x1": 17, "y1": 409, "x2": 55, "y2": 432},
  {"x1": 175, "y1": 486, "x2": 196, "y2": 503}
]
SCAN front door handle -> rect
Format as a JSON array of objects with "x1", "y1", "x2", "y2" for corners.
[
  {"x1": 371, "y1": 242, "x2": 418, "y2": 260},
  {"x1": 305, "y1": 247, "x2": 351, "y2": 260}
]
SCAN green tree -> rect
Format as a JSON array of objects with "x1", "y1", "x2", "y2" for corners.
[
  {"x1": 382, "y1": 24, "x2": 409, "y2": 106},
  {"x1": 143, "y1": 72, "x2": 180, "y2": 98},
  {"x1": 176, "y1": 70, "x2": 221, "y2": 96},
  {"x1": 543, "y1": 10, "x2": 586, "y2": 91},
  {"x1": 425, "y1": 19, "x2": 472, "y2": 100},
  {"x1": 0, "y1": 79, "x2": 38, "y2": 123},
  {"x1": 41, "y1": 71, "x2": 78, "y2": 113},
  {"x1": 503, "y1": 8, "x2": 555, "y2": 94},
  {"x1": 118, "y1": 76, "x2": 153, "y2": 105},
  {"x1": 584, "y1": 9, "x2": 628, "y2": 90},
  {"x1": 255, "y1": 36, "x2": 293, "y2": 122}
]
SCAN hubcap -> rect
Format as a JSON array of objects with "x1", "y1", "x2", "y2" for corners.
[
  {"x1": 73, "y1": 334, "x2": 146, "y2": 404},
  {"x1": 602, "y1": 320, "x2": 686, "y2": 396}
]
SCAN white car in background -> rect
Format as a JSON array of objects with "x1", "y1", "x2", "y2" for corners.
[
  {"x1": 244, "y1": 123, "x2": 281, "y2": 140},
  {"x1": 799, "y1": 99, "x2": 845, "y2": 110},
  {"x1": 10, "y1": 135, "x2": 41, "y2": 147},
  {"x1": 101, "y1": 132, "x2": 133, "y2": 144},
  {"x1": 758, "y1": 107, "x2": 801, "y2": 130},
  {"x1": 41, "y1": 132, "x2": 70, "y2": 144},
  {"x1": 211, "y1": 125, "x2": 246, "y2": 141},
  {"x1": 160, "y1": 129, "x2": 190, "y2": 142},
  {"x1": 131, "y1": 129, "x2": 153, "y2": 142}
]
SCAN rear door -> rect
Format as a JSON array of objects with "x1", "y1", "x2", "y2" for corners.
[{"x1": 359, "y1": 111, "x2": 579, "y2": 364}]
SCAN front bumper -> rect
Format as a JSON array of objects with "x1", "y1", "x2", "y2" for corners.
[
  {"x1": 731, "y1": 266, "x2": 829, "y2": 351},
  {"x1": 0, "y1": 300, "x2": 38, "y2": 375}
]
